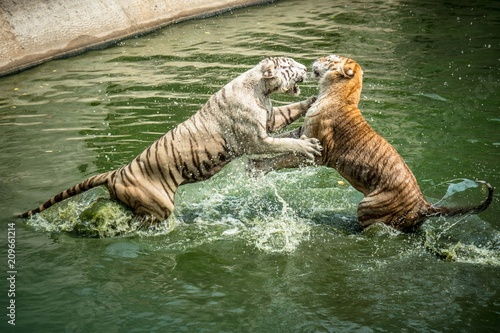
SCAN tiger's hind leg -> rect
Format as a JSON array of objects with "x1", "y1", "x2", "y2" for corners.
[
  {"x1": 357, "y1": 192, "x2": 425, "y2": 231},
  {"x1": 356, "y1": 194, "x2": 395, "y2": 229},
  {"x1": 111, "y1": 181, "x2": 175, "y2": 226},
  {"x1": 132, "y1": 193, "x2": 174, "y2": 225}
]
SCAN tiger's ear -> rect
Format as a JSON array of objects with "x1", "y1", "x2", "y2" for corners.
[
  {"x1": 341, "y1": 64, "x2": 355, "y2": 78},
  {"x1": 261, "y1": 60, "x2": 277, "y2": 79}
]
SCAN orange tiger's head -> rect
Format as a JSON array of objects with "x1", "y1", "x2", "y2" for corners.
[
  {"x1": 260, "y1": 57, "x2": 307, "y2": 96},
  {"x1": 312, "y1": 55, "x2": 363, "y2": 97}
]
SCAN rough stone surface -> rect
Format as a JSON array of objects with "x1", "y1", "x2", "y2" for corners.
[{"x1": 0, "y1": 0, "x2": 270, "y2": 76}]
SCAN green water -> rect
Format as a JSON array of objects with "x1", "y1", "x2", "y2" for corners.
[{"x1": 1, "y1": 0, "x2": 499, "y2": 331}]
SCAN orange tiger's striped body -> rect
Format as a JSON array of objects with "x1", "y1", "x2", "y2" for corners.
[
  {"x1": 19, "y1": 57, "x2": 322, "y2": 224},
  {"x1": 251, "y1": 55, "x2": 493, "y2": 231}
]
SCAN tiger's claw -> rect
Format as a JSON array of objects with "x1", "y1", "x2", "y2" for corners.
[{"x1": 299, "y1": 135, "x2": 323, "y2": 159}]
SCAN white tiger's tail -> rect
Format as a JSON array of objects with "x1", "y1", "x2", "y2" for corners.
[{"x1": 17, "y1": 171, "x2": 113, "y2": 218}]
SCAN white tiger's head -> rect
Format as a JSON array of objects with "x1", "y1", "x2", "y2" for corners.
[{"x1": 260, "y1": 57, "x2": 307, "y2": 96}]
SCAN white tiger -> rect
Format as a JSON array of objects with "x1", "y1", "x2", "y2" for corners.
[{"x1": 19, "y1": 57, "x2": 322, "y2": 224}]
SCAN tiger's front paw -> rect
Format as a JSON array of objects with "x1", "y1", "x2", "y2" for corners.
[
  {"x1": 304, "y1": 95, "x2": 317, "y2": 108},
  {"x1": 299, "y1": 135, "x2": 322, "y2": 160}
]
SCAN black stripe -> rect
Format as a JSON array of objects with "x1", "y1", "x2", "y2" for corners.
[
  {"x1": 194, "y1": 113, "x2": 212, "y2": 135},
  {"x1": 370, "y1": 146, "x2": 392, "y2": 173},
  {"x1": 204, "y1": 147, "x2": 213, "y2": 161},
  {"x1": 122, "y1": 165, "x2": 136, "y2": 185},
  {"x1": 184, "y1": 124, "x2": 198, "y2": 143},
  {"x1": 111, "y1": 175, "x2": 119, "y2": 200},
  {"x1": 43, "y1": 201, "x2": 53, "y2": 209},
  {"x1": 189, "y1": 138, "x2": 204, "y2": 177},
  {"x1": 137, "y1": 155, "x2": 154, "y2": 181},
  {"x1": 218, "y1": 152, "x2": 228, "y2": 163},
  {"x1": 221, "y1": 137, "x2": 232, "y2": 155},
  {"x1": 181, "y1": 162, "x2": 194, "y2": 180},
  {"x1": 168, "y1": 136, "x2": 181, "y2": 173},
  {"x1": 203, "y1": 161, "x2": 212, "y2": 171},
  {"x1": 171, "y1": 126, "x2": 178, "y2": 142},
  {"x1": 221, "y1": 88, "x2": 227, "y2": 104},
  {"x1": 54, "y1": 192, "x2": 63, "y2": 202},
  {"x1": 285, "y1": 107, "x2": 292, "y2": 123},
  {"x1": 190, "y1": 114, "x2": 201, "y2": 132},
  {"x1": 157, "y1": 176, "x2": 174, "y2": 206},
  {"x1": 67, "y1": 186, "x2": 76, "y2": 196},
  {"x1": 204, "y1": 99, "x2": 215, "y2": 115},
  {"x1": 145, "y1": 147, "x2": 156, "y2": 177},
  {"x1": 154, "y1": 146, "x2": 175, "y2": 201},
  {"x1": 168, "y1": 168, "x2": 179, "y2": 187}
]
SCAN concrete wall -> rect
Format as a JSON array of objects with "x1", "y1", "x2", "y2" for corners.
[{"x1": 0, "y1": 0, "x2": 271, "y2": 77}]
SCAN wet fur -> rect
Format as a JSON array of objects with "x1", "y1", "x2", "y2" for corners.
[
  {"x1": 250, "y1": 55, "x2": 493, "y2": 231},
  {"x1": 19, "y1": 57, "x2": 322, "y2": 224}
]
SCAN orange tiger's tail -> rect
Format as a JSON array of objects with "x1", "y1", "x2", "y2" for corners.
[
  {"x1": 17, "y1": 171, "x2": 113, "y2": 218},
  {"x1": 427, "y1": 181, "x2": 494, "y2": 218}
]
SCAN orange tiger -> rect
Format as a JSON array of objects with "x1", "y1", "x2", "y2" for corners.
[
  {"x1": 250, "y1": 55, "x2": 493, "y2": 231},
  {"x1": 19, "y1": 57, "x2": 322, "y2": 224}
]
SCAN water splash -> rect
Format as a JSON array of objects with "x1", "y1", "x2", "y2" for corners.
[
  {"x1": 414, "y1": 92, "x2": 448, "y2": 101},
  {"x1": 247, "y1": 184, "x2": 311, "y2": 253},
  {"x1": 440, "y1": 179, "x2": 479, "y2": 201},
  {"x1": 24, "y1": 160, "x2": 315, "y2": 253},
  {"x1": 421, "y1": 179, "x2": 498, "y2": 263},
  {"x1": 23, "y1": 166, "x2": 496, "y2": 262},
  {"x1": 168, "y1": 160, "x2": 314, "y2": 253},
  {"x1": 423, "y1": 227, "x2": 500, "y2": 265},
  {"x1": 25, "y1": 187, "x2": 134, "y2": 238}
]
